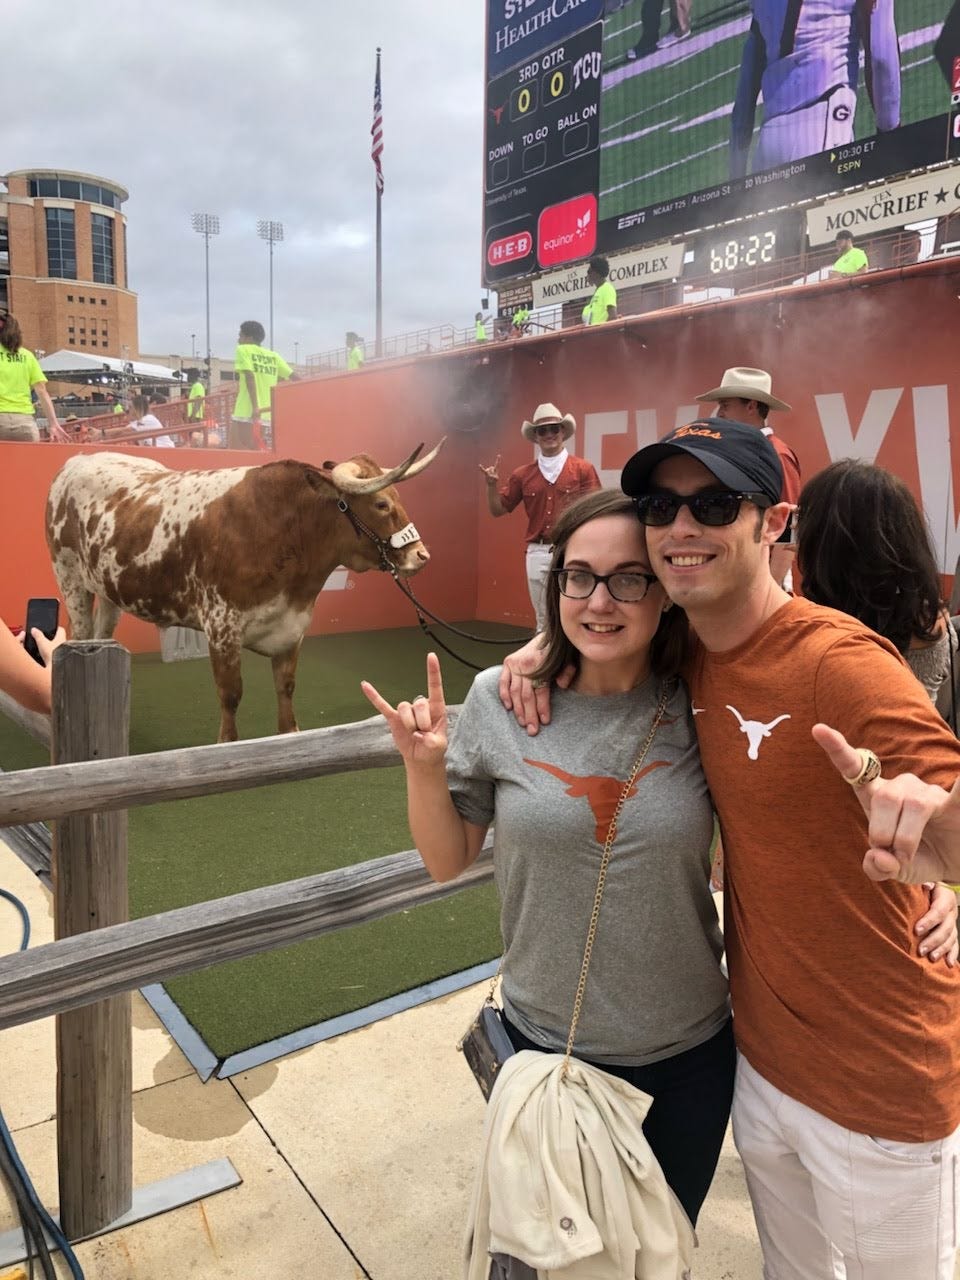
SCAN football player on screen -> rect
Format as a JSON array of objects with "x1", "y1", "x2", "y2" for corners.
[{"x1": 729, "y1": 0, "x2": 901, "y2": 179}]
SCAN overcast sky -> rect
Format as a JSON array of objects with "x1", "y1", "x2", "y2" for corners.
[{"x1": 7, "y1": 1, "x2": 485, "y2": 365}]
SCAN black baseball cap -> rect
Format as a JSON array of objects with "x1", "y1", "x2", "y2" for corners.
[{"x1": 621, "y1": 418, "x2": 783, "y2": 504}]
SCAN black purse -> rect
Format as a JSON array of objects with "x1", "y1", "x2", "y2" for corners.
[
  {"x1": 457, "y1": 686, "x2": 670, "y2": 1098},
  {"x1": 457, "y1": 989, "x2": 516, "y2": 1101}
]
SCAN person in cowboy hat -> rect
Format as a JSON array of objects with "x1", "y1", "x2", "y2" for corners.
[
  {"x1": 480, "y1": 403, "x2": 601, "y2": 629},
  {"x1": 696, "y1": 367, "x2": 801, "y2": 587}
]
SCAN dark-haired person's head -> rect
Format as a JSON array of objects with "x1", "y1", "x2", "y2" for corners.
[
  {"x1": 587, "y1": 256, "x2": 610, "y2": 285},
  {"x1": 187, "y1": 367, "x2": 201, "y2": 382},
  {"x1": 532, "y1": 488, "x2": 689, "y2": 688},
  {"x1": 0, "y1": 312, "x2": 23, "y2": 355},
  {"x1": 835, "y1": 230, "x2": 854, "y2": 248},
  {"x1": 239, "y1": 320, "x2": 265, "y2": 344},
  {"x1": 797, "y1": 459, "x2": 942, "y2": 655}
]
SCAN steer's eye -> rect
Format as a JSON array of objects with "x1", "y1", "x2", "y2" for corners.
[{"x1": 375, "y1": 499, "x2": 390, "y2": 513}]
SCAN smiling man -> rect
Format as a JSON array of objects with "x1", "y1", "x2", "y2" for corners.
[
  {"x1": 619, "y1": 418, "x2": 960, "y2": 1279},
  {"x1": 480, "y1": 403, "x2": 600, "y2": 629}
]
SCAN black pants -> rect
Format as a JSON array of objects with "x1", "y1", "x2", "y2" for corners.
[{"x1": 502, "y1": 1015, "x2": 735, "y2": 1226}]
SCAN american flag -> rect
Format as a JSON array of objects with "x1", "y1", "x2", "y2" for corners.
[{"x1": 371, "y1": 50, "x2": 384, "y2": 195}]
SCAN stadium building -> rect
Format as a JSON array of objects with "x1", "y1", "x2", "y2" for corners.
[{"x1": 0, "y1": 168, "x2": 139, "y2": 362}]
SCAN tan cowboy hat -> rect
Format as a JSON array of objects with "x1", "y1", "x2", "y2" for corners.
[
  {"x1": 695, "y1": 367, "x2": 791, "y2": 413},
  {"x1": 521, "y1": 402, "x2": 576, "y2": 443}
]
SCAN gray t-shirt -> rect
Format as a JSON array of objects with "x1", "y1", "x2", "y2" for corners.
[{"x1": 447, "y1": 668, "x2": 728, "y2": 1065}]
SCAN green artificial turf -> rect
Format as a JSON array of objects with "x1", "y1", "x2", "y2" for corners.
[{"x1": 0, "y1": 623, "x2": 530, "y2": 1058}]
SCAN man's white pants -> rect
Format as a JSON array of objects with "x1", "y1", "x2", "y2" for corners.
[
  {"x1": 732, "y1": 1054, "x2": 960, "y2": 1279},
  {"x1": 525, "y1": 542, "x2": 553, "y2": 632}
]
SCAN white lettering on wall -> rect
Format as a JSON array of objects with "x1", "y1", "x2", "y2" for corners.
[
  {"x1": 583, "y1": 408, "x2": 700, "y2": 486},
  {"x1": 913, "y1": 385, "x2": 959, "y2": 574},
  {"x1": 814, "y1": 388, "x2": 902, "y2": 463}
]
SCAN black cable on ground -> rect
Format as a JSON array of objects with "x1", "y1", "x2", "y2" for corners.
[{"x1": 0, "y1": 888, "x2": 85, "y2": 1279}]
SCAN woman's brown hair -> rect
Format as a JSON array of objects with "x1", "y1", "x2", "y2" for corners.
[
  {"x1": 531, "y1": 489, "x2": 689, "y2": 687},
  {"x1": 0, "y1": 313, "x2": 23, "y2": 356},
  {"x1": 797, "y1": 459, "x2": 942, "y2": 654}
]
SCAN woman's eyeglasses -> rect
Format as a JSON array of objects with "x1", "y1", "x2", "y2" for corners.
[
  {"x1": 553, "y1": 568, "x2": 658, "y2": 602},
  {"x1": 633, "y1": 490, "x2": 772, "y2": 528}
]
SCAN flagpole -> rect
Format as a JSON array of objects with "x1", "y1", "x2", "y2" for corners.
[{"x1": 374, "y1": 47, "x2": 383, "y2": 358}]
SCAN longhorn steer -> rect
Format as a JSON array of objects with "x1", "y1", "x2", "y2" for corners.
[{"x1": 45, "y1": 442, "x2": 443, "y2": 742}]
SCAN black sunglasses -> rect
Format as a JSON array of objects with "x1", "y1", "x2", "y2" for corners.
[
  {"x1": 553, "y1": 568, "x2": 658, "y2": 603},
  {"x1": 633, "y1": 490, "x2": 772, "y2": 528},
  {"x1": 533, "y1": 423, "x2": 563, "y2": 436}
]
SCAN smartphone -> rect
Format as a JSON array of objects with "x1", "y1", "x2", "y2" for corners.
[{"x1": 23, "y1": 598, "x2": 60, "y2": 665}]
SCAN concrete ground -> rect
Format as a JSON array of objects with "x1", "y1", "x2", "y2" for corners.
[{"x1": 0, "y1": 837, "x2": 954, "y2": 1279}]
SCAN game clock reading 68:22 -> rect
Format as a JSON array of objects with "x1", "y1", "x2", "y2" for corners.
[{"x1": 690, "y1": 214, "x2": 804, "y2": 279}]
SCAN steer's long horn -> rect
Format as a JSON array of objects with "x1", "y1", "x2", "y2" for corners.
[
  {"x1": 330, "y1": 439, "x2": 445, "y2": 495},
  {"x1": 393, "y1": 436, "x2": 445, "y2": 482}
]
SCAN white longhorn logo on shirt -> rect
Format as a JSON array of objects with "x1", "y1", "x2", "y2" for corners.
[{"x1": 725, "y1": 705, "x2": 791, "y2": 760}]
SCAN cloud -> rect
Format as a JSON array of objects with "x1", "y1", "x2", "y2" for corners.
[{"x1": 5, "y1": 0, "x2": 485, "y2": 362}]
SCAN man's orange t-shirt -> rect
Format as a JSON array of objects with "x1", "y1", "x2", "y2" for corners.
[{"x1": 687, "y1": 596, "x2": 960, "y2": 1142}]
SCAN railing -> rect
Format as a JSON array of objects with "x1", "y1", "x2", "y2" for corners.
[
  {"x1": 305, "y1": 226, "x2": 959, "y2": 372},
  {"x1": 0, "y1": 642, "x2": 491, "y2": 1240},
  {"x1": 55, "y1": 390, "x2": 237, "y2": 449}
]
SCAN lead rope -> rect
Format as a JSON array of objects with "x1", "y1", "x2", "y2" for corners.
[{"x1": 336, "y1": 498, "x2": 535, "y2": 669}]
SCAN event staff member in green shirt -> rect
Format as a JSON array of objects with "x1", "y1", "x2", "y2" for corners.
[
  {"x1": 186, "y1": 368, "x2": 206, "y2": 422},
  {"x1": 511, "y1": 306, "x2": 531, "y2": 336},
  {"x1": 230, "y1": 320, "x2": 294, "y2": 449},
  {"x1": 0, "y1": 313, "x2": 66, "y2": 442},
  {"x1": 346, "y1": 332, "x2": 365, "y2": 371},
  {"x1": 584, "y1": 256, "x2": 618, "y2": 324},
  {"x1": 475, "y1": 312, "x2": 488, "y2": 342},
  {"x1": 829, "y1": 231, "x2": 869, "y2": 278}
]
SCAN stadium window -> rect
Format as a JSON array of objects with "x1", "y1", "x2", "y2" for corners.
[
  {"x1": 90, "y1": 340, "x2": 97, "y2": 348},
  {"x1": 91, "y1": 213, "x2": 115, "y2": 284},
  {"x1": 67, "y1": 294, "x2": 74, "y2": 302},
  {"x1": 79, "y1": 339, "x2": 86, "y2": 346},
  {"x1": 36, "y1": 179, "x2": 58, "y2": 198},
  {"x1": 60, "y1": 180, "x2": 81, "y2": 200},
  {"x1": 100, "y1": 297, "x2": 107, "y2": 305},
  {"x1": 45, "y1": 207, "x2": 77, "y2": 280},
  {"x1": 81, "y1": 182, "x2": 101, "y2": 203}
]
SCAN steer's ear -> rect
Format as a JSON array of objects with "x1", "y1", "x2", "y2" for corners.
[{"x1": 305, "y1": 465, "x2": 338, "y2": 492}]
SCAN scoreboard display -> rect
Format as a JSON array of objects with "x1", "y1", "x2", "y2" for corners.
[{"x1": 483, "y1": 0, "x2": 960, "y2": 287}]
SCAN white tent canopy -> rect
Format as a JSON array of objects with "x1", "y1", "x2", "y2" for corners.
[{"x1": 39, "y1": 349, "x2": 184, "y2": 383}]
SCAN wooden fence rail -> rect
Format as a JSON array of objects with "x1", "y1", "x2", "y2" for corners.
[
  {"x1": 0, "y1": 641, "x2": 484, "y2": 1239},
  {"x1": 0, "y1": 842, "x2": 495, "y2": 1031},
  {"x1": 0, "y1": 710, "x2": 460, "y2": 827}
]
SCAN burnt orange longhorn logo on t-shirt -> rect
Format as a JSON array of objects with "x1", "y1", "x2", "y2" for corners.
[{"x1": 524, "y1": 758, "x2": 670, "y2": 843}]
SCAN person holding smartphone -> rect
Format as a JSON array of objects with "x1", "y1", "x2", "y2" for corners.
[{"x1": 0, "y1": 615, "x2": 65, "y2": 715}]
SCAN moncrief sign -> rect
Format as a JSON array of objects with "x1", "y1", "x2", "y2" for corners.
[
  {"x1": 806, "y1": 166, "x2": 960, "y2": 246},
  {"x1": 531, "y1": 241, "x2": 685, "y2": 308}
]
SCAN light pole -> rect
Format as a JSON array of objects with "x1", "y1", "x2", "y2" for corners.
[
  {"x1": 190, "y1": 213, "x2": 220, "y2": 382},
  {"x1": 293, "y1": 340, "x2": 299, "y2": 367},
  {"x1": 190, "y1": 333, "x2": 197, "y2": 358},
  {"x1": 256, "y1": 219, "x2": 284, "y2": 349}
]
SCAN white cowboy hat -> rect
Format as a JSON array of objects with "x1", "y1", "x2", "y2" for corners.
[
  {"x1": 695, "y1": 367, "x2": 791, "y2": 413},
  {"x1": 521, "y1": 402, "x2": 576, "y2": 443}
]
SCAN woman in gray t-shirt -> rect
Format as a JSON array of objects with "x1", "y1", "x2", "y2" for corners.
[{"x1": 362, "y1": 489, "x2": 733, "y2": 1227}]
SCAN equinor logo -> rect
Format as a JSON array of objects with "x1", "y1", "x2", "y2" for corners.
[{"x1": 537, "y1": 193, "x2": 597, "y2": 268}]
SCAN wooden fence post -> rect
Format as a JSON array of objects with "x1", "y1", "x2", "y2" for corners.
[{"x1": 52, "y1": 641, "x2": 132, "y2": 1239}]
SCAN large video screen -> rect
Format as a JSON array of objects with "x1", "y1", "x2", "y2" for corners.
[{"x1": 483, "y1": 0, "x2": 959, "y2": 284}]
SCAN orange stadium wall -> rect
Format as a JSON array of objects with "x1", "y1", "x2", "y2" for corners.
[{"x1": 3, "y1": 259, "x2": 960, "y2": 651}]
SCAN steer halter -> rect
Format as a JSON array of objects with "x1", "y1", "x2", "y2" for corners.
[{"x1": 335, "y1": 498, "x2": 419, "y2": 573}]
